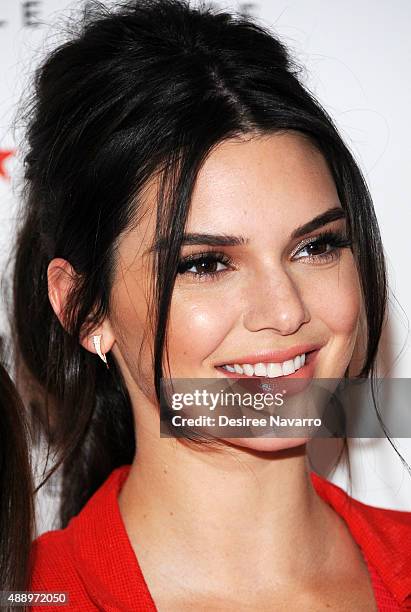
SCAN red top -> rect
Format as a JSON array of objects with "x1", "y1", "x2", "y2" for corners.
[{"x1": 30, "y1": 465, "x2": 411, "y2": 611}]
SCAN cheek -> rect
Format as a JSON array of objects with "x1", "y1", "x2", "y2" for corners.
[
  {"x1": 167, "y1": 289, "x2": 234, "y2": 375},
  {"x1": 110, "y1": 274, "x2": 156, "y2": 395},
  {"x1": 304, "y1": 257, "x2": 362, "y2": 337},
  {"x1": 298, "y1": 255, "x2": 362, "y2": 374}
]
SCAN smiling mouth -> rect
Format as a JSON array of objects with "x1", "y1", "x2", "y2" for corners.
[{"x1": 214, "y1": 350, "x2": 319, "y2": 379}]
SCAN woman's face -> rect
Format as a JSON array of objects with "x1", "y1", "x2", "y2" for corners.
[{"x1": 108, "y1": 131, "x2": 362, "y2": 452}]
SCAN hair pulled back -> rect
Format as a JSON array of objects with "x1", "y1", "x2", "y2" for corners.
[
  {"x1": 0, "y1": 345, "x2": 33, "y2": 592},
  {"x1": 13, "y1": 0, "x2": 387, "y2": 527}
]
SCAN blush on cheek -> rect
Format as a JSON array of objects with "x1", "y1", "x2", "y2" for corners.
[
  {"x1": 330, "y1": 267, "x2": 362, "y2": 336},
  {"x1": 167, "y1": 297, "x2": 235, "y2": 377},
  {"x1": 303, "y1": 260, "x2": 362, "y2": 377},
  {"x1": 326, "y1": 286, "x2": 361, "y2": 335},
  {"x1": 305, "y1": 257, "x2": 361, "y2": 334}
]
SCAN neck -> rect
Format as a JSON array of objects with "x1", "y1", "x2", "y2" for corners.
[{"x1": 118, "y1": 430, "x2": 338, "y2": 583}]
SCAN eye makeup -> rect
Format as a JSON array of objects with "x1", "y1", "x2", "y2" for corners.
[
  {"x1": 176, "y1": 228, "x2": 353, "y2": 281},
  {"x1": 290, "y1": 230, "x2": 353, "y2": 261}
]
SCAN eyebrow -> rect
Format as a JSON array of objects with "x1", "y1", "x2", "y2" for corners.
[{"x1": 147, "y1": 206, "x2": 346, "y2": 253}]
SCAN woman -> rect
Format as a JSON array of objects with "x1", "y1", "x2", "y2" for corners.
[
  {"x1": 0, "y1": 349, "x2": 33, "y2": 597},
  {"x1": 12, "y1": 0, "x2": 411, "y2": 609}
]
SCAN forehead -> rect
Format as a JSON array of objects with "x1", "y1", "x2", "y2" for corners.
[
  {"x1": 187, "y1": 131, "x2": 339, "y2": 234},
  {"x1": 118, "y1": 131, "x2": 340, "y2": 266}
]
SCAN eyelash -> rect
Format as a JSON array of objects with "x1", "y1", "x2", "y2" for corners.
[{"x1": 176, "y1": 230, "x2": 353, "y2": 281}]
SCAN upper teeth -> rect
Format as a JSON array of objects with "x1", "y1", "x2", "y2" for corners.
[{"x1": 222, "y1": 353, "x2": 306, "y2": 377}]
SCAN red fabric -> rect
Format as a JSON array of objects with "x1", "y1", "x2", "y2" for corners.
[
  {"x1": 310, "y1": 472, "x2": 411, "y2": 611},
  {"x1": 30, "y1": 465, "x2": 411, "y2": 611}
]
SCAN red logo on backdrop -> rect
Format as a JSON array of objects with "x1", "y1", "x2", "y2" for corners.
[{"x1": 0, "y1": 150, "x2": 14, "y2": 181}]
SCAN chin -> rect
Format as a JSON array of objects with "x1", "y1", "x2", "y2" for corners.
[{"x1": 224, "y1": 436, "x2": 309, "y2": 453}]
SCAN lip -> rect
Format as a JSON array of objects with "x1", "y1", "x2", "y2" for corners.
[{"x1": 215, "y1": 343, "x2": 323, "y2": 367}]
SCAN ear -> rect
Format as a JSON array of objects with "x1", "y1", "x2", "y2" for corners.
[{"x1": 47, "y1": 258, "x2": 115, "y2": 357}]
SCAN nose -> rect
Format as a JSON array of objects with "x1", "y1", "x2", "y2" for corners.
[{"x1": 242, "y1": 266, "x2": 310, "y2": 335}]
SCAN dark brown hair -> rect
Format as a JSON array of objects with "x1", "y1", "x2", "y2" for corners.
[
  {"x1": 13, "y1": 0, "x2": 388, "y2": 529},
  {"x1": 0, "y1": 344, "x2": 33, "y2": 592}
]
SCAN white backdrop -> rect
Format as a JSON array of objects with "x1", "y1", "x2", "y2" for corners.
[{"x1": 0, "y1": 0, "x2": 410, "y2": 530}]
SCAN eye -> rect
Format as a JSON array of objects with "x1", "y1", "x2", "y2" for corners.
[
  {"x1": 292, "y1": 231, "x2": 352, "y2": 263},
  {"x1": 177, "y1": 252, "x2": 232, "y2": 280}
]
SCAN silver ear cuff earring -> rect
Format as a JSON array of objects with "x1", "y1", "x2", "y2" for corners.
[{"x1": 93, "y1": 334, "x2": 109, "y2": 369}]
